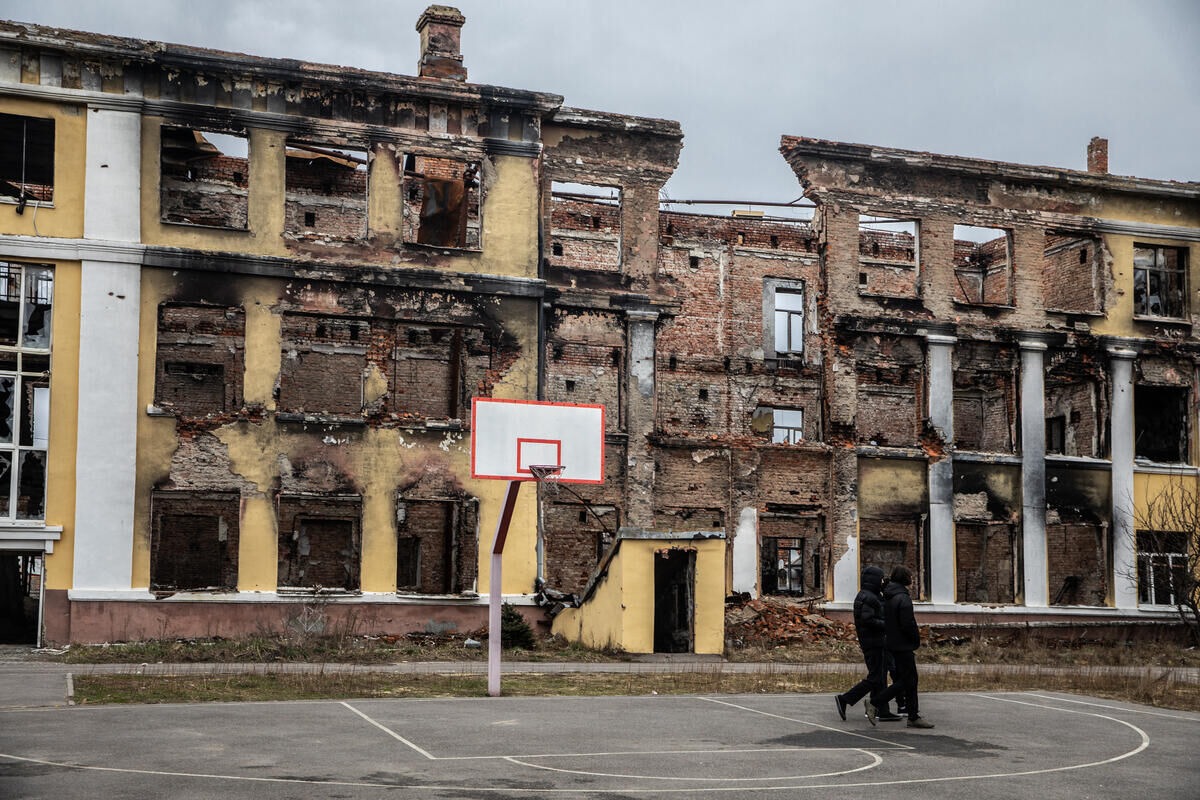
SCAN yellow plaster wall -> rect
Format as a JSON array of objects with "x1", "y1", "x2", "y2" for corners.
[
  {"x1": 858, "y1": 458, "x2": 929, "y2": 518},
  {"x1": 139, "y1": 119, "x2": 289, "y2": 256},
  {"x1": 0, "y1": 97, "x2": 86, "y2": 238},
  {"x1": 477, "y1": 155, "x2": 539, "y2": 279},
  {"x1": 552, "y1": 538, "x2": 727, "y2": 655},
  {"x1": 42, "y1": 261, "x2": 81, "y2": 590},
  {"x1": 1090, "y1": 237, "x2": 1200, "y2": 339},
  {"x1": 1133, "y1": 471, "x2": 1200, "y2": 524}
]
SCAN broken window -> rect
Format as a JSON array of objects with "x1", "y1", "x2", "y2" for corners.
[
  {"x1": 858, "y1": 215, "x2": 918, "y2": 296},
  {"x1": 150, "y1": 491, "x2": 240, "y2": 591},
  {"x1": 952, "y1": 225, "x2": 1011, "y2": 305},
  {"x1": 751, "y1": 406, "x2": 804, "y2": 444},
  {"x1": 278, "y1": 315, "x2": 369, "y2": 417},
  {"x1": 763, "y1": 278, "x2": 805, "y2": 359},
  {"x1": 1133, "y1": 244, "x2": 1187, "y2": 318},
  {"x1": 0, "y1": 113, "x2": 54, "y2": 207},
  {"x1": 392, "y1": 324, "x2": 492, "y2": 420},
  {"x1": 277, "y1": 495, "x2": 361, "y2": 591},
  {"x1": 758, "y1": 516, "x2": 822, "y2": 596},
  {"x1": 1134, "y1": 385, "x2": 1189, "y2": 463},
  {"x1": 1136, "y1": 531, "x2": 1187, "y2": 606},
  {"x1": 0, "y1": 263, "x2": 51, "y2": 521},
  {"x1": 1043, "y1": 232, "x2": 1102, "y2": 313},
  {"x1": 160, "y1": 127, "x2": 250, "y2": 229},
  {"x1": 395, "y1": 497, "x2": 478, "y2": 594},
  {"x1": 548, "y1": 182, "x2": 622, "y2": 271},
  {"x1": 403, "y1": 155, "x2": 481, "y2": 248},
  {"x1": 285, "y1": 142, "x2": 368, "y2": 241},
  {"x1": 154, "y1": 304, "x2": 245, "y2": 417}
]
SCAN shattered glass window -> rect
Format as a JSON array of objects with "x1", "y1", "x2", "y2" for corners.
[
  {"x1": 1133, "y1": 245, "x2": 1187, "y2": 318},
  {"x1": 0, "y1": 262, "x2": 52, "y2": 521}
]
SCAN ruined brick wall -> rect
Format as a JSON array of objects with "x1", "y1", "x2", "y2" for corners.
[
  {"x1": 277, "y1": 495, "x2": 361, "y2": 590},
  {"x1": 279, "y1": 314, "x2": 372, "y2": 416},
  {"x1": 542, "y1": 501, "x2": 617, "y2": 595},
  {"x1": 154, "y1": 304, "x2": 245, "y2": 417},
  {"x1": 396, "y1": 498, "x2": 477, "y2": 594},
  {"x1": 953, "y1": 341, "x2": 1017, "y2": 452},
  {"x1": 403, "y1": 156, "x2": 482, "y2": 249},
  {"x1": 548, "y1": 197, "x2": 622, "y2": 272},
  {"x1": 652, "y1": 446, "x2": 730, "y2": 530},
  {"x1": 1043, "y1": 233, "x2": 1103, "y2": 312},
  {"x1": 955, "y1": 523, "x2": 1017, "y2": 603},
  {"x1": 854, "y1": 334, "x2": 923, "y2": 447},
  {"x1": 284, "y1": 152, "x2": 368, "y2": 240},
  {"x1": 856, "y1": 227, "x2": 919, "y2": 297},
  {"x1": 160, "y1": 150, "x2": 250, "y2": 229},
  {"x1": 150, "y1": 491, "x2": 240, "y2": 591},
  {"x1": 1047, "y1": 522, "x2": 1108, "y2": 605},
  {"x1": 544, "y1": 309, "x2": 624, "y2": 431}
]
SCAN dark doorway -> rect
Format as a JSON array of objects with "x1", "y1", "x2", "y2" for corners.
[
  {"x1": 653, "y1": 549, "x2": 694, "y2": 653},
  {"x1": 0, "y1": 553, "x2": 40, "y2": 644}
]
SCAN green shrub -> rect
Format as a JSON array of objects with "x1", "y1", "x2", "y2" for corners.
[{"x1": 500, "y1": 603, "x2": 536, "y2": 650}]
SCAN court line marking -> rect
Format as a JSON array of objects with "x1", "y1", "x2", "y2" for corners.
[
  {"x1": 699, "y1": 696, "x2": 913, "y2": 750},
  {"x1": 0, "y1": 692, "x2": 1158, "y2": 795},
  {"x1": 1021, "y1": 692, "x2": 1200, "y2": 721},
  {"x1": 503, "y1": 748, "x2": 883, "y2": 781},
  {"x1": 341, "y1": 702, "x2": 436, "y2": 760}
]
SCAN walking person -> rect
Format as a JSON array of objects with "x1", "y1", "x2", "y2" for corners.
[
  {"x1": 833, "y1": 566, "x2": 901, "y2": 725},
  {"x1": 875, "y1": 565, "x2": 934, "y2": 729}
]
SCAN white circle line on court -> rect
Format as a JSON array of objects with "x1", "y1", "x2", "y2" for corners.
[
  {"x1": 503, "y1": 748, "x2": 883, "y2": 781},
  {"x1": 0, "y1": 693, "x2": 1156, "y2": 795},
  {"x1": 1022, "y1": 692, "x2": 1200, "y2": 721}
]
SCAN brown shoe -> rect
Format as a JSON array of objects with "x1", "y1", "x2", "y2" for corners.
[{"x1": 907, "y1": 717, "x2": 934, "y2": 729}]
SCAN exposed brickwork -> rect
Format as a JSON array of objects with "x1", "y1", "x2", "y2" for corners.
[
  {"x1": 160, "y1": 128, "x2": 249, "y2": 229},
  {"x1": 155, "y1": 304, "x2": 245, "y2": 418},
  {"x1": 150, "y1": 491, "x2": 240, "y2": 591},
  {"x1": 1047, "y1": 522, "x2": 1108, "y2": 605},
  {"x1": 284, "y1": 149, "x2": 368, "y2": 240},
  {"x1": 955, "y1": 523, "x2": 1017, "y2": 603},
  {"x1": 542, "y1": 501, "x2": 616, "y2": 595},
  {"x1": 277, "y1": 495, "x2": 362, "y2": 591},
  {"x1": 397, "y1": 499, "x2": 477, "y2": 594},
  {"x1": 953, "y1": 342, "x2": 1016, "y2": 452}
]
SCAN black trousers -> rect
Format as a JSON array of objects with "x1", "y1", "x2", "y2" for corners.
[
  {"x1": 876, "y1": 649, "x2": 919, "y2": 718},
  {"x1": 840, "y1": 645, "x2": 886, "y2": 706}
]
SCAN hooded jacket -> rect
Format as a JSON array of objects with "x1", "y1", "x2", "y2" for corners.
[
  {"x1": 852, "y1": 566, "x2": 886, "y2": 649},
  {"x1": 883, "y1": 580, "x2": 921, "y2": 652}
]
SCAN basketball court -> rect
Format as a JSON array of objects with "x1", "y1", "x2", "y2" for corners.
[{"x1": 2, "y1": 690, "x2": 1196, "y2": 798}]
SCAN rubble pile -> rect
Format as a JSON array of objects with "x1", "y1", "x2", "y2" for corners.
[{"x1": 725, "y1": 595, "x2": 856, "y2": 647}]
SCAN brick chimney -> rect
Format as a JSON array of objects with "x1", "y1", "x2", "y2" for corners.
[
  {"x1": 416, "y1": 5, "x2": 467, "y2": 81},
  {"x1": 1087, "y1": 136, "x2": 1108, "y2": 174}
]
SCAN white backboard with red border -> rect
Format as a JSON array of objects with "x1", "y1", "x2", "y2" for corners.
[{"x1": 470, "y1": 398, "x2": 604, "y2": 485}]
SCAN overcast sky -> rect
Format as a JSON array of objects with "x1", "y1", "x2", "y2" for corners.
[{"x1": 4, "y1": 0, "x2": 1198, "y2": 208}]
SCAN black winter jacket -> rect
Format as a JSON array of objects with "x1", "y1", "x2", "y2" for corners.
[
  {"x1": 852, "y1": 566, "x2": 886, "y2": 649},
  {"x1": 883, "y1": 581, "x2": 921, "y2": 652}
]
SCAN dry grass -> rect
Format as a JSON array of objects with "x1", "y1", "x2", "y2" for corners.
[{"x1": 72, "y1": 664, "x2": 1200, "y2": 711}]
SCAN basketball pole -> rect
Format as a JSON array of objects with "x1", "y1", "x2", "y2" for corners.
[{"x1": 488, "y1": 480, "x2": 522, "y2": 697}]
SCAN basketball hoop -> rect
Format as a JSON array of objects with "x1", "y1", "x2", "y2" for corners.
[{"x1": 528, "y1": 464, "x2": 564, "y2": 495}]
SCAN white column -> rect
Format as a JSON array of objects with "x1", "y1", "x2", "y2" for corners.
[
  {"x1": 72, "y1": 107, "x2": 143, "y2": 591},
  {"x1": 1108, "y1": 346, "x2": 1139, "y2": 609},
  {"x1": 926, "y1": 334, "x2": 956, "y2": 604},
  {"x1": 1019, "y1": 339, "x2": 1048, "y2": 607}
]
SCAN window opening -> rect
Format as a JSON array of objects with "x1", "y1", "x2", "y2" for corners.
[
  {"x1": 1133, "y1": 244, "x2": 1187, "y2": 318},
  {"x1": 1046, "y1": 415, "x2": 1066, "y2": 455},
  {"x1": 0, "y1": 113, "x2": 54, "y2": 207},
  {"x1": 405, "y1": 156, "x2": 482, "y2": 248},
  {"x1": 0, "y1": 263, "x2": 51, "y2": 521},
  {"x1": 1134, "y1": 385, "x2": 1189, "y2": 463},
  {"x1": 751, "y1": 406, "x2": 804, "y2": 444},
  {"x1": 858, "y1": 215, "x2": 918, "y2": 296},
  {"x1": 1136, "y1": 531, "x2": 1187, "y2": 606},
  {"x1": 772, "y1": 287, "x2": 804, "y2": 356},
  {"x1": 285, "y1": 142, "x2": 368, "y2": 241},
  {"x1": 160, "y1": 127, "x2": 249, "y2": 229},
  {"x1": 952, "y1": 225, "x2": 1011, "y2": 305},
  {"x1": 549, "y1": 181, "x2": 622, "y2": 271}
]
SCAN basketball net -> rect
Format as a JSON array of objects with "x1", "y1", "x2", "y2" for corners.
[{"x1": 528, "y1": 464, "x2": 564, "y2": 496}]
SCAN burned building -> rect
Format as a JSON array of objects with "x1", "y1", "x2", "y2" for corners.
[{"x1": 0, "y1": 6, "x2": 1195, "y2": 650}]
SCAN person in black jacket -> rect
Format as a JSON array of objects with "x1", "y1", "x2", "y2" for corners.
[
  {"x1": 874, "y1": 565, "x2": 934, "y2": 728},
  {"x1": 833, "y1": 565, "x2": 901, "y2": 725}
]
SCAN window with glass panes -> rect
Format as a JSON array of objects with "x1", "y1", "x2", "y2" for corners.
[
  {"x1": 1133, "y1": 244, "x2": 1187, "y2": 318},
  {"x1": 0, "y1": 263, "x2": 52, "y2": 521},
  {"x1": 773, "y1": 287, "x2": 804, "y2": 356}
]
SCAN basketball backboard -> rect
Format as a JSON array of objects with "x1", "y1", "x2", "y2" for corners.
[{"x1": 470, "y1": 398, "x2": 604, "y2": 485}]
